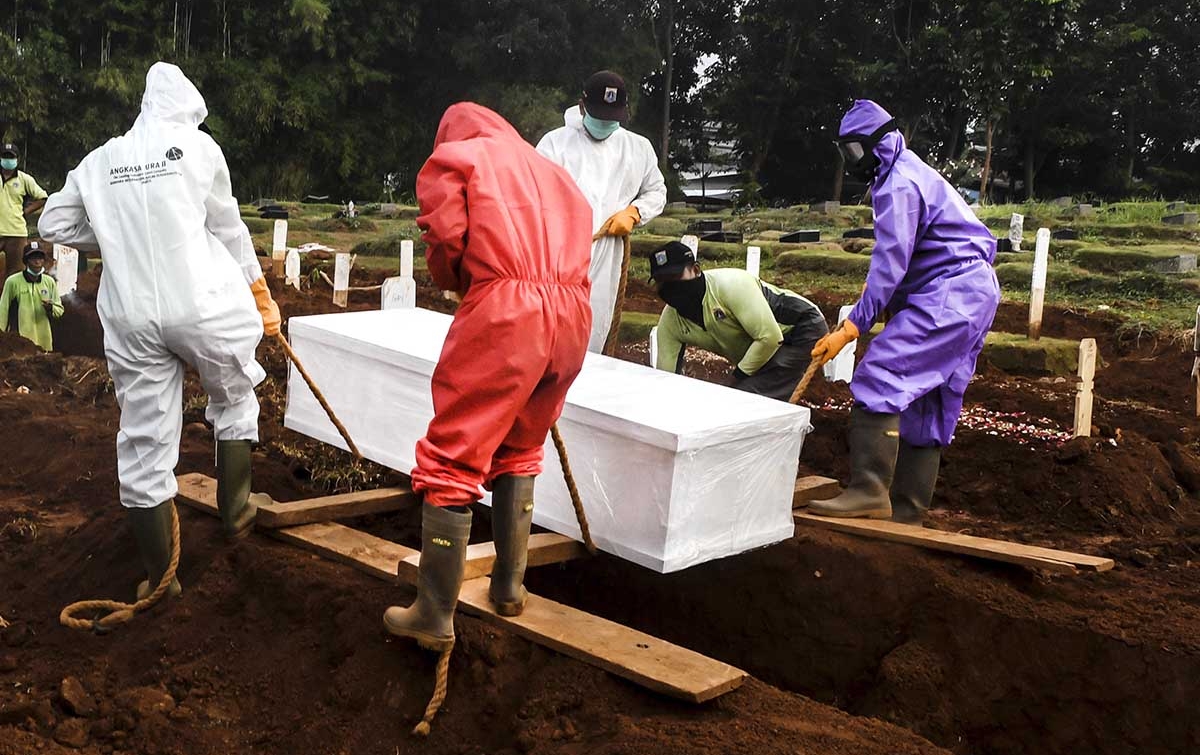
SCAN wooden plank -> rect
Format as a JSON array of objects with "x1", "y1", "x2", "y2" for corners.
[
  {"x1": 256, "y1": 487, "x2": 418, "y2": 529},
  {"x1": 795, "y1": 512, "x2": 1114, "y2": 574},
  {"x1": 174, "y1": 473, "x2": 417, "y2": 529},
  {"x1": 456, "y1": 578, "x2": 746, "y2": 703},
  {"x1": 176, "y1": 473, "x2": 742, "y2": 704},
  {"x1": 397, "y1": 532, "x2": 588, "y2": 584},
  {"x1": 175, "y1": 473, "x2": 415, "y2": 582},
  {"x1": 793, "y1": 476, "x2": 840, "y2": 507}
]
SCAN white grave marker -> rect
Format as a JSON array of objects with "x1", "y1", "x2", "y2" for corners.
[
  {"x1": 1028, "y1": 227, "x2": 1050, "y2": 340},
  {"x1": 1009, "y1": 213, "x2": 1024, "y2": 252},
  {"x1": 285, "y1": 248, "x2": 301, "y2": 291},
  {"x1": 332, "y1": 252, "x2": 350, "y2": 308},
  {"x1": 1073, "y1": 338, "x2": 1097, "y2": 438},
  {"x1": 381, "y1": 239, "x2": 417, "y2": 310},
  {"x1": 746, "y1": 246, "x2": 761, "y2": 278},
  {"x1": 649, "y1": 325, "x2": 659, "y2": 367},
  {"x1": 681, "y1": 234, "x2": 699, "y2": 258},
  {"x1": 271, "y1": 219, "x2": 288, "y2": 278},
  {"x1": 52, "y1": 244, "x2": 78, "y2": 296}
]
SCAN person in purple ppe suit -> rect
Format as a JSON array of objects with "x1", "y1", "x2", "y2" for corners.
[{"x1": 807, "y1": 100, "x2": 1000, "y2": 525}]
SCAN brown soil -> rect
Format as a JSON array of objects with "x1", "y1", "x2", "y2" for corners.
[{"x1": 2, "y1": 266, "x2": 1198, "y2": 754}]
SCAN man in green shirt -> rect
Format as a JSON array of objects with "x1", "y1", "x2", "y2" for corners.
[
  {"x1": 0, "y1": 144, "x2": 48, "y2": 277},
  {"x1": 651, "y1": 241, "x2": 829, "y2": 401},
  {"x1": 1, "y1": 241, "x2": 63, "y2": 351}
]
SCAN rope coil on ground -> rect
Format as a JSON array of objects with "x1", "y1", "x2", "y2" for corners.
[
  {"x1": 788, "y1": 360, "x2": 823, "y2": 405},
  {"x1": 412, "y1": 642, "x2": 454, "y2": 736},
  {"x1": 60, "y1": 502, "x2": 181, "y2": 633}
]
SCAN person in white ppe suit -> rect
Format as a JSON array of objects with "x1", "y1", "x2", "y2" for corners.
[
  {"x1": 39, "y1": 62, "x2": 280, "y2": 599},
  {"x1": 537, "y1": 70, "x2": 667, "y2": 353}
]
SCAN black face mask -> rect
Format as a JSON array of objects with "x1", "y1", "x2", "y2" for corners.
[
  {"x1": 658, "y1": 274, "x2": 707, "y2": 326},
  {"x1": 836, "y1": 118, "x2": 898, "y2": 184}
]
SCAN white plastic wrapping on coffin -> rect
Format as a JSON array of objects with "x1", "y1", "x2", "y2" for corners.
[{"x1": 283, "y1": 308, "x2": 810, "y2": 573}]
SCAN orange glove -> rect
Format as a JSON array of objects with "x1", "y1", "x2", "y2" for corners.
[
  {"x1": 598, "y1": 205, "x2": 641, "y2": 237},
  {"x1": 250, "y1": 276, "x2": 282, "y2": 337},
  {"x1": 811, "y1": 320, "x2": 859, "y2": 367}
]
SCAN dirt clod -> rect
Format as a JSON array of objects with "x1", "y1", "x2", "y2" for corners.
[
  {"x1": 53, "y1": 718, "x2": 89, "y2": 749},
  {"x1": 59, "y1": 678, "x2": 95, "y2": 718}
]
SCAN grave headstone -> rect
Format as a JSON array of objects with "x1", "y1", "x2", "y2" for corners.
[
  {"x1": 1051, "y1": 228, "x2": 1079, "y2": 241},
  {"x1": 333, "y1": 252, "x2": 351, "y2": 308},
  {"x1": 1148, "y1": 254, "x2": 1198, "y2": 274},
  {"x1": 681, "y1": 235, "x2": 700, "y2": 257},
  {"x1": 1008, "y1": 213, "x2": 1024, "y2": 252},
  {"x1": 259, "y1": 206, "x2": 289, "y2": 220},
  {"x1": 379, "y1": 203, "x2": 400, "y2": 217},
  {"x1": 271, "y1": 220, "x2": 288, "y2": 278},
  {"x1": 382, "y1": 240, "x2": 418, "y2": 310},
  {"x1": 1028, "y1": 228, "x2": 1050, "y2": 340},
  {"x1": 285, "y1": 248, "x2": 301, "y2": 290},
  {"x1": 700, "y1": 231, "x2": 743, "y2": 244},
  {"x1": 1066, "y1": 204, "x2": 1095, "y2": 217},
  {"x1": 746, "y1": 246, "x2": 761, "y2": 278},
  {"x1": 779, "y1": 230, "x2": 821, "y2": 243},
  {"x1": 649, "y1": 326, "x2": 659, "y2": 367},
  {"x1": 1163, "y1": 212, "x2": 1198, "y2": 226},
  {"x1": 689, "y1": 219, "x2": 724, "y2": 233},
  {"x1": 52, "y1": 245, "x2": 78, "y2": 296},
  {"x1": 809, "y1": 201, "x2": 841, "y2": 215},
  {"x1": 823, "y1": 305, "x2": 856, "y2": 384},
  {"x1": 1051, "y1": 196, "x2": 1073, "y2": 207},
  {"x1": 1166, "y1": 201, "x2": 1187, "y2": 212},
  {"x1": 843, "y1": 228, "x2": 874, "y2": 239},
  {"x1": 996, "y1": 238, "x2": 1014, "y2": 254}
]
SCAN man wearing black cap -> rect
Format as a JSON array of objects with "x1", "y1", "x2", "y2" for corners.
[
  {"x1": 650, "y1": 241, "x2": 828, "y2": 402},
  {"x1": 0, "y1": 241, "x2": 63, "y2": 351},
  {"x1": 537, "y1": 70, "x2": 666, "y2": 353},
  {"x1": 0, "y1": 144, "x2": 48, "y2": 277}
]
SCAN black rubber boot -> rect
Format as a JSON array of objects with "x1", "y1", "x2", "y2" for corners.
[
  {"x1": 217, "y1": 440, "x2": 266, "y2": 540},
  {"x1": 890, "y1": 441, "x2": 942, "y2": 525},
  {"x1": 127, "y1": 501, "x2": 182, "y2": 600},
  {"x1": 383, "y1": 503, "x2": 472, "y2": 651},
  {"x1": 808, "y1": 408, "x2": 900, "y2": 519},
  {"x1": 489, "y1": 475, "x2": 534, "y2": 617}
]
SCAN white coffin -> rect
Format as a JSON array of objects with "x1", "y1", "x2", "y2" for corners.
[{"x1": 283, "y1": 308, "x2": 810, "y2": 573}]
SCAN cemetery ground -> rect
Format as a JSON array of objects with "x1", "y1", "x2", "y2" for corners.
[{"x1": 1, "y1": 199, "x2": 1199, "y2": 754}]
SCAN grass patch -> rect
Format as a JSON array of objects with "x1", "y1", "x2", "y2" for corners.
[
  {"x1": 776, "y1": 248, "x2": 872, "y2": 275},
  {"x1": 618, "y1": 311, "x2": 660, "y2": 343},
  {"x1": 1073, "y1": 245, "x2": 1197, "y2": 273},
  {"x1": 980, "y1": 331, "x2": 1081, "y2": 376},
  {"x1": 642, "y1": 216, "x2": 687, "y2": 237},
  {"x1": 351, "y1": 229, "x2": 424, "y2": 257}
]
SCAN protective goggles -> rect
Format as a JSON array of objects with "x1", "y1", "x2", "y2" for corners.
[{"x1": 834, "y1": 119, "x2": 898, "y2": 166}]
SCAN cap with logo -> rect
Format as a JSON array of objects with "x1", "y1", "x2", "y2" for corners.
[
  {"x1": 582, "y1": 70, "x2": 629, "y2": 123},
  {"x1": 22, "y1": 241, "x2": 46, "y2": 260},
  {"x1": 0, "y1": 144, "x2": 19, "y2": 158},
  {"x1": 648, "y1": 241, "x2": 698, "y2": 281}
]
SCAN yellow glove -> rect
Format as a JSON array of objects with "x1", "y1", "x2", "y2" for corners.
[
  {"x1": 811, "y1": 320, "x2": 859, "y2": 367},
  {"x1": 250, "y1": 276, "x2": 282, "y2": 337},
  {"x1": 598, "y1": 205, "x2": 640, "y2": 237}
]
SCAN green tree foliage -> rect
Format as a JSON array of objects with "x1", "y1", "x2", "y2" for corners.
[{"x1": 0, "y1": 0, "x2": 1196, "y2": 203}]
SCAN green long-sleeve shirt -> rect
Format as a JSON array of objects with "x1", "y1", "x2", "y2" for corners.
[
  {"x1": 1, "y1": 270, "x2": 63, "y2": 351},
  {"x1": 655, "y1": 268, "x2": 822, "y2": 376}
]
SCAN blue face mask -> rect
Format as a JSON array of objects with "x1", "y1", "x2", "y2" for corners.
[
  {"x1": 1, "y1": 159, "x2": 17, "y2": 171},
  {"x1": 582, "y1": 112, "x2": 620, "y2": 141}
]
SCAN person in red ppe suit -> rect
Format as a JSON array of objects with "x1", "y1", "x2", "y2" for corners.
[{"x1": 384, "y1": 103, "x2": 593, "y2": 652}]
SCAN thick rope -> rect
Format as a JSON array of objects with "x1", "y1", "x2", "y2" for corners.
[
  {"x1": 788, "y1": 360, "x2": 823, "y2": 405},
  {"x1": 601, "y1": 233, "x2": 632, "y2": 358},
  {"x1": 60, "y1": 503, "x2": 181, "y2": 633},
  {"x1": 276, "y1": 333, "x2": 363, "y2": 458},
  {"x1": 551, "y1": 423, "x2": 598, "y2": 554},
  {"x1": 412, "y1": 642, "x2": 454, "y2": 736}
]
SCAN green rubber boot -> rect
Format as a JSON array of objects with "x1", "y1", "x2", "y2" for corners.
[
  {"x1": 216, "y1": 440, "x2": 266, "y2": 540},
  {"x1": 890, "y1": 441, "x2": 942, "y2": 526},
  {"x1": 488, "y1": 475, "x2": 534, "y2": 617},
  {"x1": 127, "y1": 501, "x2": 182, "y2": 600},
  {"x1": 383, "y1": 503, "x2": 472, "y2": 651},
  {"x1": 808, "y1": 408, "x2": 900, "y2": 519}
]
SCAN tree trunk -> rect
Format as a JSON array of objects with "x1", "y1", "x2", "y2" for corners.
[
  {"x1": 1123, "y1": 106, "x2": 1136, "y2": 192},
  {"x1": 748, "y1": 15, "x2": 799, "y2": 178},
  {"x1": 943, "y1": 105, "x2": 966, "y2": 162},
  {"x1": 1024, "y1": 139, "x2": 1036, "y2": 201},
  {"x1": 978, "y1": 118, "x2": 994, "y2": 205},
  {"x1": 658, "y1": 0, "x2": 675, "y2": 172},
  {"x1": 831, "y1": 151, "x2": 844, "y2": 202}
]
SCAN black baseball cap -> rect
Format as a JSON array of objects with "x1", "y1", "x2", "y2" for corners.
[
  {"x1": 582, "y1": 70, "x2": 629, "y2": 123},
  {"x1": 22, "y1": 241, "x2": 46, "y2": 260},
  {"x1": 648, "y1": 241, "x2": 698, "y2": 281},
  {"x1": 0, "y1": 144, "x2": 19, "y2": 158}
]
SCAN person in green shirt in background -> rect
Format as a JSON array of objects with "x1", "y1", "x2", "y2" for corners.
[
  {"x1": 651, "y1": 240, "x2": 829, "y2": 401},
  {"x1": 0, "y1": 144, "x2": 48, "y2": 277},
  {"x1": 1, "y1": 241, "x2": 63, "y2": 351}
]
